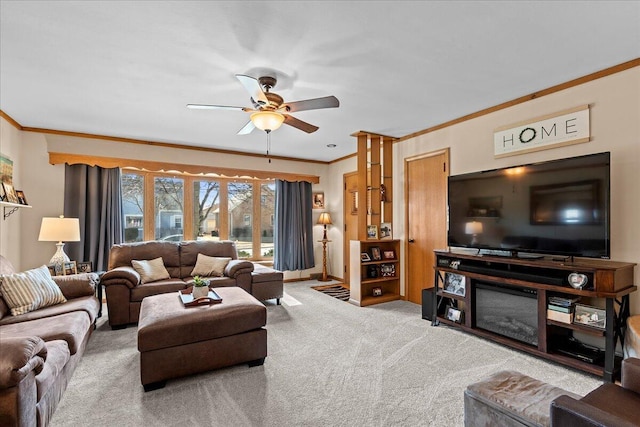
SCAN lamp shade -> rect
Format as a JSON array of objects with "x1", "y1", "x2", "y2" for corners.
[
  {"x1": 465, "y1": 221, "x2": 483, "y2": 235},
  {"x1": 38, "y1": 216, "x2": 81, "y2": 242},
  {"x1": 317, "y1": 212, "x2": 332, "y2": 225},
  {"x1": 251, "y1": 111, "x2": 285, "y2": 132}
]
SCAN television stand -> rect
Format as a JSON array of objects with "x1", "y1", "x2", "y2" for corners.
[{"x1": 432, "y1": 250, "x2": 637, "y2": 382}]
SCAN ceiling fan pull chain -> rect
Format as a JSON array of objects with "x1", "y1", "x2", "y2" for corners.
[{"x1": 266, "y1": 131, "x2": 272, "y2": 163}]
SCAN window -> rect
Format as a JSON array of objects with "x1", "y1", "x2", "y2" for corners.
[
  {"x1": 121, "y1": 171, "x2": 274, "y2": 260},
  {"x1": 229, "y1": 182, "x2": 253, "y2": 258},
  {"x1": 122, "y1": 173, "x2": 145, "y2": 242},
  {"x1": 154, "y1": 176, "x2": 184, "y2": 241}
]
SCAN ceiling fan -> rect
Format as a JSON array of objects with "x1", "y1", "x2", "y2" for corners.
[{"x1": 187, "y1": 75, "x2": 339, "y2": 134}]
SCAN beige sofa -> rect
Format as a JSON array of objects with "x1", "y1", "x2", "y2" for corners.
[
  {"x1": 0, "y1": 256, "x2": 100, "y2": 427},
  {"x1": 101, "y1": 240, "x2": 283, "y2": 329}
]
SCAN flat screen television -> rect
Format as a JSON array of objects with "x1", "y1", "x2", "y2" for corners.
[{"x1": 447, "y1": 152, "x2": 610, "y2": 259}]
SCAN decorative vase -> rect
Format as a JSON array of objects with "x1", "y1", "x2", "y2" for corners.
[{"x1": 192, "y1": 285, "x2": 209, "y2": 299}]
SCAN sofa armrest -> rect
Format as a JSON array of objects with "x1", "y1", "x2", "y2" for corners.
[
  {"x1": 225, "y1": 260, "x2": 254, "y2": 278},
  {"x1": 52, "y1": 272, "x2": 99, "y2": 299},
  {"x1": 0, "y1": 336, "x2": 47, "y2": 389},
  {"x1": 101, "y1": 266, "x2": 140, "y2": 289},
  {"x1": 622, "y1": 357, "x2": 640, "y2": 394},
  {"x1": 550, "y1": 395, "x2": 637, "y2": 427}
]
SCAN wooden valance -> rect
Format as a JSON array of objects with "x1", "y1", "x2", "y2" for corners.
[{"x1": 48, "y1": 152, "x2": 320, "y2": 183}]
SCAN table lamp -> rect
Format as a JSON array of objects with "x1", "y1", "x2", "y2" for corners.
[{"x1": 38, "y1": 215, "x2": 81, "y2": 265}]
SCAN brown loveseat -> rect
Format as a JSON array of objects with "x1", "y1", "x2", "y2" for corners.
[
  {"x1": 101, "y1": 240, "x2": 283, "y2": 329},
  {"x1": 0, "y1": 256, "x2": 100, "y2": 427}
]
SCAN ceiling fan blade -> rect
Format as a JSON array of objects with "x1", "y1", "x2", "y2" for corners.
[
  {"x1": 237, "y1": 120, "x2": 256, "y2": 135},
  {"x1": 187, "y1": 103, "x2": 249, "y2": 111},
  {"x1": 236, "y1": 75, "x2": 269, "y2": 106},
  {"x1": 281, "y1": 96, "x2": 339, "y2": 113},
  {"x1": 283, "y1": 114, "x2": 319, "y2": 133}
]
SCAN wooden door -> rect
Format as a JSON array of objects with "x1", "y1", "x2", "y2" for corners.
[
  {"x1": 343, "y1": 171, "x2": 359, "y2": 285},
  {"x1": 405, "y1": 149, "x2": 449, "y2": 304}
]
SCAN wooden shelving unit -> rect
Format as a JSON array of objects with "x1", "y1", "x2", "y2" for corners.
[
  {"x1": 432, "y1": 250, "x2": 637, "y2": 382},
  {"x1": 349, "y1": 239, "x2": 400, "y2": 306}
]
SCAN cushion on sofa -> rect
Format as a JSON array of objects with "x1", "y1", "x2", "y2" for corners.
[
  {"x1": 0, "y1": 295, "x2": 100, "y2": 326},
  {"x1": 51, "y1": 273, "x2": 98, "y2": 299},
  {"x1": 191, "y1": 253, "x2": 231, "y2": 277},
  {"x1": 0, "y1": 311, "x2": 91, "y2": 354},
  {"x1": 130, "y1": 279, "x2": 189, "y2": 302},
  {"x1": 0, "y1": 265, "x2": 67, "y2": 316},
  {"x1": 131, "y1": 257, "x2": 171, "y2": 284}
]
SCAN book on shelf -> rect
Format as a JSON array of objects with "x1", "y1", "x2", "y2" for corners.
[
  {"x1": 548, "y1": 296, "x2": 580, "y2": 307},
  {"x1": 547, "y1": 304, "x2": 574, "y2": 314},
  {"x1": 547, "y1": 309, "x2": 574, "y2": 324}
]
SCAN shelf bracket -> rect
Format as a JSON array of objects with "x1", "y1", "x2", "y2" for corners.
[{"x1": 3, "y1": 206, "x2": 19, "y2": 220}]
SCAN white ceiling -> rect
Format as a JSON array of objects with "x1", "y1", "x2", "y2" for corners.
[{"x1": 1, "y1": 1, "x2": 639, "y2": 162}]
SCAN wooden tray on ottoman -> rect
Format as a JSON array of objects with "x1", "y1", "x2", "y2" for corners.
[{"x1": 179, "y1": 288, "x2": 223, "y2": 307}]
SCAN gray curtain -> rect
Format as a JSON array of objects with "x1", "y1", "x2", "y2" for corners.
[
  {"x1": 273, "y1": 180, "x2": 315, "y2": 271},
  {"x1": 64, "y1": 165, "x2": 123, "y2": 272}
]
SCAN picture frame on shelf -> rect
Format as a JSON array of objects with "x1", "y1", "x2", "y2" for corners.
[
  {"x1": 63, "y1": 261, "x2": 77, "y2": 276},
  {"x1": 382, "y1": 250, "x2": 395, "y2": 260},
  {"x1": 372, "y1": 287, "x2": 383, "y2": 297},
  {"x1": 445, "y1": 305, "x2": 463, "y2": 323},
  {"x1": 15, "y1": 190, "x2": 28, "y2": 205},
  {"x1": 370, "y1": 246, "x2": 382, "y2": 261},
  {"x1": 0, "y1": 183, "x2": 5, "y2": 201},
  {"x1": 361, "y1": 252, "x2": 371, "y2": 262},
  {"x1": 77, "y1": 261, "x2": 93, "y2": 273},
  {"x1": 380, "y1": 263, "x2": 395, "y2": 277},
  {"x1": 2, "y1": 182, "x2": 18, "y2": 204},
  {"x1": 380, "y1": 222, "x2": 392, "y2": 239},
  {"x1": 443, "y1": 272, "x2": 466, "y2": 297},
  {"x1": 312, "y1": 192, "x2": 325, "y2": 209},
  {"x1": 366, "y1": 265, "x2": 378, "y2": 278},
  {"x1": 366, "y1": 225, "x2": 378, "y2": 240}
]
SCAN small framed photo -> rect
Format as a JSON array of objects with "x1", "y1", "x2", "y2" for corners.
[
  {"x1": 370, "y1": 246, "x2": 382, "y2": 261},
  {"x1": 77, "y1": 261, "x2": 93, "y2": 273},
  {"x1": 372, "y1": 287, "x2": 383, "y2": 297},
  {"x1": 15, "y1": 190, "x2": 28, "y2": 205},
  {"x1": 380, "y1": 222, "x2": 392, "y2": 239},
  {"x1": 367, "y1": 225, "x2": 378, "y2": 240},
  {"x1": 443, "y1": 272, "x2": 466, "y2": 297},
  {"x1": 380, "y1": 263, "x2": 395, "y2": 277},
  {"x1": 361, "y1": 252, "x2": 371, "y2": 262},
  {"x1": 383, "y1": 250, "x2": 395, "y2": 260},
  {"x1": 63, "y1": 261, "x2": 77, "y2": 276},
  {"x1": 445, "y1": 305, "x2": 463, "y2": 323},
  {"x1": 2, "y1": 182, "x2": 18, "y2": 204},
  {"x1": 47, "y1": 265, "x2": 57, "y2": 276},
  {"x1": 312, "y1": 192, "x2": 325, "y2": 209},
  {"x1": 573, "y1": 303, "x2": 606, "y2": 329}
]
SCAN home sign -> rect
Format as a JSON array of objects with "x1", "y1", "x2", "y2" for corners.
[{"x1": 494, "y1": 105, "x2": 590, "y2": 158}]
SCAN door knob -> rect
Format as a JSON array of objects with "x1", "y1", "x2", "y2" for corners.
[{"x1": 408, "y1": 239, "x2": 415, "y2": 243}]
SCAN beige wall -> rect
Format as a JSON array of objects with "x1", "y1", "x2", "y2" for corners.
[{"x1": 387, "y1": 67, "x2": 640, "y2": 312}]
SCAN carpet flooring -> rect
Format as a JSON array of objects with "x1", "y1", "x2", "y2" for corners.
[
  {"x1": 311, "y1": 284, "x2": 350, "y2": 301},
  {"x1": 51, "y1": 280, "x2": 602, "y2": 426}
]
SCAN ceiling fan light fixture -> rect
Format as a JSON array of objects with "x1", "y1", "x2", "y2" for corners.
[{"x1": 251, "y1": 111, "x2": 285, "y2": 132}]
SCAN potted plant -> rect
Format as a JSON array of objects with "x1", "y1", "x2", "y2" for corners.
[{"x1": 192, "y1": 276, "x2": 210, "y2": 299}]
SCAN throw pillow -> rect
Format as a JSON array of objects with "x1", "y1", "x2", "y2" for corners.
[
  {"x1": 190, "y1": 254, "x2": 231, "y2": 277},
  {"x1": 131, "y1": 257, "x2": 171, "y2": 284},
  {"x1": 0, "y1": 265, "x2": 67, "y2": 316}
]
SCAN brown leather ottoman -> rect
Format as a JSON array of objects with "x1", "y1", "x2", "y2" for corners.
[{"x1": 137, "y1": 287, "x2": 267, "y2": 391}]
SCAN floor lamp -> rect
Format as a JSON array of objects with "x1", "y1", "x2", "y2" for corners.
[{"x1": 317, "y1": 212, "x2": 332, "y2": 282}]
